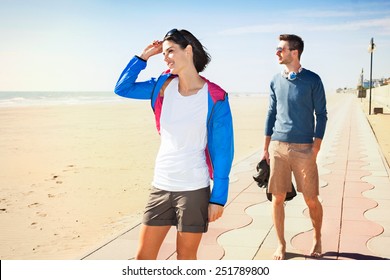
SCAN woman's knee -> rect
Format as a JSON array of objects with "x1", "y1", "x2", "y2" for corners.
[
  {"x1": 176, "y1": 232, "x2": 202, "y2": 260},
  {"x1": 176, "y1": 250, "x2": 197, "y2": 260}
]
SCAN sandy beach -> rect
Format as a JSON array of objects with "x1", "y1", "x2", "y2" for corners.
[
  {"x1": 1, "y1": 92, "x2": 388, "y2": 260},
  {"x1": 359, "y1": 98, "x2": 390, "y2": 169},
  {"x1": 0, "y1": 94, "x2": 266, "y2": 259}
]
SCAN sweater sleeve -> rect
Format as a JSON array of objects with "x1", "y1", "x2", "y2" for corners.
[
  {"x1": 114, "y1": 56, "x2": 157, "y2": 100},
  {"x1": 313, "y1": 78, "x2": 328, "y2": 139},
  {"x1": 265, "y1": 82, "x2": 277, "y2": 136}
]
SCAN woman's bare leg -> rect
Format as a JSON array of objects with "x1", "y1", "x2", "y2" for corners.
[
  {"x1": 176, "y1": 231, "x2": 203, "y2": 260},
  {"x1": 136, "y1": 224, "x2": 171, "y2": 260}
]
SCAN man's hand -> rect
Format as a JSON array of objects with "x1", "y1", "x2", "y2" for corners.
[
  {"x1": 313, "y1": 138, "x2": 322, "y2": 159},
  {"x1": 262, "y1": 136, "x2": 271, "y2": 164}
]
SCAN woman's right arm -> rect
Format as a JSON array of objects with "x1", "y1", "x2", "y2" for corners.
[{"x1": 114, "y1": 41, "x2": 163, "y2": 100}]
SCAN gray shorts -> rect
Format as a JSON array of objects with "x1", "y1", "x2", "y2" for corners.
[
  {"x1": 269, "y1": 141, "x2": 319, "y2": 198},
  {"x1": 142, "y1": 186, "x2": 210, "y2": 233}
]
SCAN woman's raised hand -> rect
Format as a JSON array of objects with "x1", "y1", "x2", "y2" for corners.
[{"x1": 139, "y1": 40, "x2": 163, "y2": 61}]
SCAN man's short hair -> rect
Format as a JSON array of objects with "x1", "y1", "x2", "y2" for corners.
[{"x1": 279, "y1": 34, "x2": 304, "y2": 59}]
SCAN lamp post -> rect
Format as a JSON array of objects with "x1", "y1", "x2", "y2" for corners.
[{"x1": 368, "y1": 37, "x2": 376, "y2": 115}]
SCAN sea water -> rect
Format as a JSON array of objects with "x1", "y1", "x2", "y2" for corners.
[
  {"x1": 0, "y1": 91, "x2": 123, "y2": 108},
  {"x1": 0, "y1": 91, "x2": 267, "y2": 108}
]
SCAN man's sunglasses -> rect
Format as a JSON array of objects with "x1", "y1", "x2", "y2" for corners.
[{"x1": 276, "y1": 47, "x2": 296, "y2": 52}]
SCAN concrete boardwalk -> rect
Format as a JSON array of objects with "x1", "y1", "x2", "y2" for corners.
[{"x1": 82, "y1": 94, "x2": 390, "y2": 260}]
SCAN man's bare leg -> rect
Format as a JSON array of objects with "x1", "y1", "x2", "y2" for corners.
[
  {"x1": 304, "y1": 195, "x2": 323, "y2": 258},
  {"x1": 272, "y1": 193, "x2": 287, "y2": 260}
]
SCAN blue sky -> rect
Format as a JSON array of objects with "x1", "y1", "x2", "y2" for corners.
[{"x1": 1, "y1": 0, "x2": 389, "y2": 93}]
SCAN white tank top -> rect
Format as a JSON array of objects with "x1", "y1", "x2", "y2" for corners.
[{"x1": 152, "y1": 77, "x2": 210, "y2": 191}]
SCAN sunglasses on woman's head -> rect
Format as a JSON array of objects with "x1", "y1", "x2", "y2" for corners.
[{"x1": 164, "y1": 28, "x2": 189, "y2": 44}]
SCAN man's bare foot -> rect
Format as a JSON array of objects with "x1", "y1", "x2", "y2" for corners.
[
  {"x1": 310, "y1": 240, "x2": 322, "y2": 258},
  {"x1": 273, "y1": 244, "x2": 286, "y2": 260}
]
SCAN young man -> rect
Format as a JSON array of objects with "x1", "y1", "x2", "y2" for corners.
[{"x1": 262, "y1": 34, "x2": 327, "y2": 260}]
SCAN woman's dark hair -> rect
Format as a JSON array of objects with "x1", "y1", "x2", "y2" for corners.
[{"x1": 163, "y1": 29, "x2": 211, "y2": 73}]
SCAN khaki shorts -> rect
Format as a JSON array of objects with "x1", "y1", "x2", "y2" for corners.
[
  {"x1": 268, "y1": 141, "x2": 319, "y2": 198},
  {"x1": 142, "y1": 186, "x2": 210, "y2": 233}
]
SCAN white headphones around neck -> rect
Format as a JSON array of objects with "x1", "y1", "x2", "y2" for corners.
[{"x1": 282, "y1": 67, "x2": 303, "y2": 81}]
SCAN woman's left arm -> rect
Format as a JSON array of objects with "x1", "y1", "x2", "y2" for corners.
[{"x1": 208, "y1": 95, "x2": 234, "y2": 208}]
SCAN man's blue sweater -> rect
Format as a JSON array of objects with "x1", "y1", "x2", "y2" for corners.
[{"x1": 265, "y1": 68, "x2": 327, "y2": 143}]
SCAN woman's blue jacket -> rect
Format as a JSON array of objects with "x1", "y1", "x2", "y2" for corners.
[{"x1": 114, "y1": 56, "x2": 234, "y2": 206}]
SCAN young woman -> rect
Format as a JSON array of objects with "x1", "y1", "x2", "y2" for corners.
[{"x1": 114, "y1": 29, "x2": 234, "y2": 260}]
